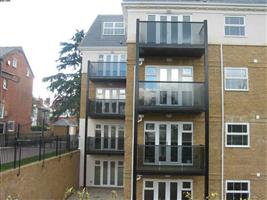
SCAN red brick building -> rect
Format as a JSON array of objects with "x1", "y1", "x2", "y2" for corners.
[{"x1": 0, "y1": 47, "x2": 34, "y2": 134}]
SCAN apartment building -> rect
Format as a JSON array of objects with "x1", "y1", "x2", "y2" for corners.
[
  {"x1": 79, "y1": 1, "x2": 267, "y2": 199},
  {"x1": 0, "y1": 47, "x2": 34, "y2": 134}
]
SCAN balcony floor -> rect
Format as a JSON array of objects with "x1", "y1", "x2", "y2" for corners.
[
  {"x1": 137, "y1": 165, "x2": 205, "y2": 176},
  {"x1": 139, "y1": 44, "x2": 205, "y2": 57}
]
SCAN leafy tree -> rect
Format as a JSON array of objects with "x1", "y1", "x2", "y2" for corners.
[{"x1": 43, "y1": 30, "x2": 85, "y2": 120}]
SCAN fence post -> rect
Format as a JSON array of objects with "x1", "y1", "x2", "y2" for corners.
[
  {"x1": 13, "y1": 137, "x2": 17, "y2": 168},
  {"x1": 66, "y1": 126, "x2": 70, "y2": 152},
  {"x1": 42, "y1": 138, "x2": 45, "y2": 166},
  {"x1": 17, "y1": 141, "x2": 22, "y2": 176},
  {"x1": 16, "y1": 124, "x2": 21, "y2": 138},
  {"x1": 39, "y1": 136, "x2": 42, "y2": 161},
  {"x1": 56, "y1": 136, "x2": 58, "y2": 156}
]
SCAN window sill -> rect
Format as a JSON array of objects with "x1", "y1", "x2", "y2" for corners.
[
  {"x1": 225, "y1": 145, "x2": 250, "y2": 148},
  {"x1": 225, "y1": 89, "x2": 249, "y2": 92}
]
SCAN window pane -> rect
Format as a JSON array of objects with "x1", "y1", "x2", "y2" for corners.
[
  {"x1": 158, "y1": 182, "x2": 166, "y2": 200},
  {"x1": 145, "y1": 181, "x2": 153, "y2": 188},
  {"x1": 103, "y1": 161, "x2": 108, "y2": 185},
  {"x1": 144, "y1": 190, "x2": 154, "y2": 200},
  {"x1": 94, "y1": 166, "x2": 100, "y2": 185},
  {"x1": 228, "y1": 182, "x2": 234, "y2": 190},
  {"x1": 104, "y1": 22, "x2": 113, "y2": 27},
  {"x1": 170, "y1": 182, "x2": 178, "y2": 200},
  {"x1": 183, "y1": 182, "x2": 191, "y2": 189},
  {"x1": 117, "y1": 166, "x2": 124, "y2": 186},
  {"x1": 182, "y1": 191, "x2": 191, "y2": 200},
  {"x1": 146, "y1": 123, "x2": 155, "y2": 130},
  {"x1": 226, "y1": 79, "x2": 247, "y2": 90},
  {"x1": 110, "y1": 161, "x2": 115, "y2": 185},
  {"x1": 160, "y1": 91, "x2": 167, "y2": 104},
  {"x1": 104, "y1": 29, "x2": 113, "y2": 35},
  {"x1": 115, "y1": 29, "x2": 124, "y2": 35},
  {"x1": 115, "y1": 22, "x2": 124, "y2": 28}
]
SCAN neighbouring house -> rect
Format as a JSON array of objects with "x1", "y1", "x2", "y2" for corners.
[
  {"x1": 32, "y1": 97, "x2": 51, "y2": 127},
  {"x1": 0, "y1": 47, "x2": 34, "y2": 135},
  {"x1": 79, "y1": 1, "x2": 267, "y2": 200},
  {"x1": 51, "y1": 117, "x2": 78, "y2": 136}
]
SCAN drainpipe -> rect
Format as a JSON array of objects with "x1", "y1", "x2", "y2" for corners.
[{"x1": 220, "y1": 44, "x2": 225, "y2": 200}]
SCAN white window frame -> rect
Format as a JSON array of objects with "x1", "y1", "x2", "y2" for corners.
[
  {"x1": 103, "y1": 22, "x2": 125, "y2": 36},
  {"x1": 225, "y1": 123, "x2": 250, "y2": 148},
  {"x1": 7, "y1": 121, "x2": 15, "y2": 132},
  {"x1": 224, "y1": 16, "x2": 246, "y2": 37},
  {"x1": 0, "y1": 104, "x2": 4, "y2": 119},
  {"x1": 12, "y1": 58, "x2": 17, "y2": 68},
  {"x1": 93, "y1": 160, "x2": 124, "y2": 187},
  {"x1": 3, "y1": 78, "x2": 8, "y2": 90},
  {"x1": 143, "y1": 179, "x2": 193, "y2": 200},
  {"x1": 225, "y1": 180, "x2": 250, "y2": 200},
  {"x1": 224, "y1": 67, "x2": 249, "y2": 91}
]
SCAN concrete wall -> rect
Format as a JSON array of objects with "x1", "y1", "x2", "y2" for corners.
[{"x1": 0, "y1": 150, "x2": 80, "y2": 200}]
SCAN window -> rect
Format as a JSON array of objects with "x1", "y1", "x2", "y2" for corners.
[
  {"x1": 226, "y1": 123, "x2": 249, "y2": 147},
  {"x1": 26, "y1": 68, "x2": 30, "y2": 77},
  {"x1": 226, "y1": 180, "x2": 250, "y2": 200},
  {"x1": 225, "y1": 68, "x2": 248, "y2": 91},
  {"x1": 0, "y1": 104, "x2": 4, "y2": 119},
  {"x1": 0, "y1": 123, "x2": 5, "y2": 134},
  {"x1": 7, "y1": 121, "x2": 15, "y2": 132},
  {"x1": 225, "y1": 16, "x2": 245, "y2": 36},
  {"x1": 3, "y1": 79, "x2": 8, "y2": 90},
  {"x1": 12, "y1": 58, "x2": 17, "y2": 68},
  {"x1": 103, "y1": 22, "x2": 125, "y2": 35}
]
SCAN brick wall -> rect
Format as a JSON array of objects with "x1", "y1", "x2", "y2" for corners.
[
  {"x1": 0, "y1": 50, "x2": 34, "y2": 134},
  {"x1": 0, "y1": 150, "x2": 80, "y2": 200}
]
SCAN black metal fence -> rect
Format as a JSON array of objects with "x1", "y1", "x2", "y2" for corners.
[{"x1": 0, "y1": 134, "x2": 79, "y2": 173}]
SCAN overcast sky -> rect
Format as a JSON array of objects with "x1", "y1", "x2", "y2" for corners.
[{"x1": 0, "y1": 0, "x2": 122, "y2": 100}]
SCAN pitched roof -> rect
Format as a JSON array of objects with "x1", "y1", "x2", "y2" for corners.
[
  {"x1": 80, "y1": 15, "x2": 127, "y2": 48},
  {"x1": 0, "y1": 47, "x2": 22, "y2": 59},
  {"x1": 0, "y1": 46, "x2": 34, "y2": 78},
  {"x1": 122, "y1": 0, "x2": 267, "y2": 4}
]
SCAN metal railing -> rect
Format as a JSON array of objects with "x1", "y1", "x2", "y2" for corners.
[
  {"x1": 89, "y1": 62, "x2": 127, "y2": 79},
  {"x1": 86, "y1": 137, "x2": 124, "y2": 154},
  {"x1": 88, "y1": 99, "x2": 125, "y2": 116},
  {"x1": 137, "y1": 144, "x2": 205, "y2": 174},
  {"x1": 0, "y1": 134, "x2": 79, "y2": 173},
  {"x1": 138, "y1": 21, "x2": 205, "y2": 46},
  {"x1": 138, "y1": 81, "x2": 205, "y2": 110}
]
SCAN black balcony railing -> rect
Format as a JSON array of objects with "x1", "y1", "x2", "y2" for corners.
[
  {"x1": 138, "y1": 81, "x2": 205, "y2": 113},
  {"x1": 137, "y1": 145, "x2": 205, "y2": 175},
  {"x1": 138, "y1": 21, "x2": 205, "y2": 56},
  {"x1": 88, "y1": 99, "x2": 125, "y2": 118},
  {"x1": 86, "y1": 137, "x2": 124, "y2": 155},
  {"x1": 89, "y1": 62, "x2": 127, "y2": 81}
]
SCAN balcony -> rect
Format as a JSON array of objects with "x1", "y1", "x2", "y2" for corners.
[
  {"x1": 138, "y1": 21, "x2": 205, "y2": 57},
  {"x1": 86, "y1": 137, "x2": 124, "y2": 155},
  {"x1": 138, "y1": 81, "x2": 205, "y2": 114},
  {"x1": 137, "y1": 145, "x2": 205, "y2": 175},
  {"x1": 88, "y1": 99, "x2": 125, "y2": 119},
  {"x1": 89, "y1": 62, "x2": 127, "y2": 82}
]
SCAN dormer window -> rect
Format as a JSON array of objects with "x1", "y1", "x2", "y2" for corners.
[{"x1": 103, "y1": 22, "x2": 125, "y2": 35}]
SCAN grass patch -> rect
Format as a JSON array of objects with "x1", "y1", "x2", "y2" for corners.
[{"x1": 0, "y1": 151, "x2": 69, "y2": 172}]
